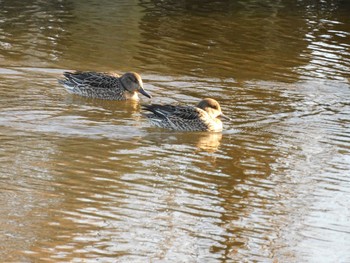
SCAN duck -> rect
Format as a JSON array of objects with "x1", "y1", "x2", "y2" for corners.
[
  {"x1": 142, "y1": 98, "x2": 230, "y2": 132},
  {"x1": 58, "y1": 71, "x2": 152, "y2": 100}
]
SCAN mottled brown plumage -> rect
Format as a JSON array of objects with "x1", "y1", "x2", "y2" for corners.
[
  {"x1": 142, "y1": 98, "x2": 230, "y2": 132},
  {"x1": 58, "y1": 71, "x2": 151, "y2": 100}
]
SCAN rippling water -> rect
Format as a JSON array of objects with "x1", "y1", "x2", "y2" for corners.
[{"x1": 1, "y1": 0, "x2": 350, "y2": 262}]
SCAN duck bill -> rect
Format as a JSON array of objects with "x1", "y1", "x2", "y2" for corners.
[
  {"x1": 220, "y1": 113, "x2": 231, "y2": 121},
  {"x1": 139, "y1": 87, "x2": 152, "y2": 98}
]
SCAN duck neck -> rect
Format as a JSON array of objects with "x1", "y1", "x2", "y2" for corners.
[{"x1": 120, "y1": 78, "x2": 129, "y2": 92}]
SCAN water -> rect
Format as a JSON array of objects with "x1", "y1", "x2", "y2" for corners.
[{"x1": 1, "y1": 0, "x2": 350, "y2": 262}]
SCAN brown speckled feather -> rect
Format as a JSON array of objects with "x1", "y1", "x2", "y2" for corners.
[
  {"x1": 58, "y1": 71, "x2": 151, "y2": 100},
  {"x1": 142, "y1": 98, "x2": 228, "y2": 132}
]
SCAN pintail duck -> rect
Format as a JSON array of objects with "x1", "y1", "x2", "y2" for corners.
[
  {"x1": 142, "y1": 98, "x2": 230, "y2": 132},
  {"x1": 58, "y1": 71, "x2": 151, "y2": 100}
]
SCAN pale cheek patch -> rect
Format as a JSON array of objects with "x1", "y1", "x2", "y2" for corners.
[{"x1": 125, "y1": 92, "x2": 140, "y2": 100}]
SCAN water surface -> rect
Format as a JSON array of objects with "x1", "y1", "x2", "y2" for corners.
[{"x1": 1, "y1": 1, "x2": 350, "y2": 262}]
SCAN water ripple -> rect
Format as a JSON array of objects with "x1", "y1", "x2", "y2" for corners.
[{"x1": 0, "y1": 1, "x2": 350, "y2": 262}]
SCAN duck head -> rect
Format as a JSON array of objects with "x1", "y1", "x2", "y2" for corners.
[
  {"x1": 120, "y1": 72, "x2": 152, "y2": 99},
  {"x1": 197, "y1": 98, "x2": 231, "y2": 120}
]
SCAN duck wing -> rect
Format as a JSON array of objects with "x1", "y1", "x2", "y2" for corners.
[
  {"x1": 62, "y1": 71, "x2": 119, "y2": 89},
  {"x1": 142, "y1": 104, "x2": 204, "y2": 120}
]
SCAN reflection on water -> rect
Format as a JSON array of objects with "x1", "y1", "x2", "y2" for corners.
[
  {"x1": 138, "y1": 0, "x2": 311, "y2": 80},
  {"x1": 0, "y1": 0, "x2": 74, "y2": 67},
  {"x1": 0, "y1": 0, "x2": 350, "y2": 262}
]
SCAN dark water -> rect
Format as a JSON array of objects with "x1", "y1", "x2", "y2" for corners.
[{"x1": 1, "y1": 0, "x2": 350, "y2": 262}]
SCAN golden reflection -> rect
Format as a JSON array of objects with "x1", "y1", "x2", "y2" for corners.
[
  {"x1": 144, "y1": 131, "x2": 223, "y2": 153},
  {"x1": 195, "y1": 132, "x2": 222, "y2": 153},
  {"x1": 63, "y1": 94, "x2": 140, "y2": 114}
]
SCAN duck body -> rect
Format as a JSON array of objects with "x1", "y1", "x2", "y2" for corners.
[
  {"x1": 142, "y1": 98, "x2": 229, "y2": 132},
  {"x1": 58, "y1": 71, "x2": 151, "y2": 100}
]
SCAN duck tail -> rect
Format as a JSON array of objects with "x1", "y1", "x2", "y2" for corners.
[
  {"x1": 58, "y1": 77, "x2": 75, "y2": 93},
  {"x1": 142, "y1": 104, "x2": 175, "y2": 119}
]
